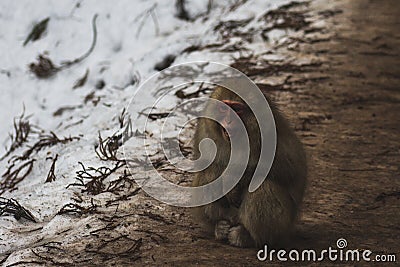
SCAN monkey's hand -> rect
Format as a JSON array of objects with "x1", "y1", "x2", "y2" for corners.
[
  {"x1": 228, "y1": 225, "x2": 255, "y2": 248},
  {"x1": 214, "y1": 220, "x2": 230, "y2": 241},
  {"x1": 215, "y1": 221, "x2": 255, "y2": 248}
]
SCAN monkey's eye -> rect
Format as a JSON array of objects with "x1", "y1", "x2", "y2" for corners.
[{"x1": 222, "y1": 100, "x2": 246, "y2": 114}]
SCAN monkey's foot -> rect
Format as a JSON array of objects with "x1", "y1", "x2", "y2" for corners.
[
  {"x1": 228, "y1": 225, "x2": 255, "y2": 248},
  {"x1": 214, "y1": 220, "x2": 230, "y2": 241}
]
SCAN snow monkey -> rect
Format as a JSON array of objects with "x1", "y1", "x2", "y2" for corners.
[{"x1": 191, "y1": 85, "x2": 307, "y2": 248}]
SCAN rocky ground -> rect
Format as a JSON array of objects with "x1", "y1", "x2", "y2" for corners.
[{"x1": 1, "y1": 0, "x2": 399, "y2": 266}]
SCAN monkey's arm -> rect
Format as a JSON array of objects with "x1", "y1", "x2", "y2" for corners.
[{"x1": 224, "y1": 186, "x2": 243, "y2": 209}]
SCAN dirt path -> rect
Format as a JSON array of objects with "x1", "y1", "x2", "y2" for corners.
[{"x1": 143, "y1": 0, "x2": 400, "y2": 265}]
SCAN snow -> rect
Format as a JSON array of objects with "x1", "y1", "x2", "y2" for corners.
[{"x1": 0, "y1": 0, "x2": 297, "y2": 263}]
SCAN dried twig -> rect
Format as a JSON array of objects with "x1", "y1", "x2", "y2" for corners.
[
  {"x1": 175, "y1": 0, "x2": 191, "y2": 21},
  {"x1": 0, "y1": 109, "x2": 35, "y2": 161},
  {"x1": 6, "y1": 260, "x2": 45, "y2": 266},
  {"x1": 96, "y1": 133, "x2": 122, "y2": 162},
  {"x1": 134, "y1": 4, "x2": 160, "y2": 38},
  {"x1": 72, "y1": 68, "x2": 89, "y2": 89},
  {"x1": 13, "y1": 132, "x2": 79, "y2": 162},
  {"x1": 174, "y1": 82, "x2": 212, "y2": 99},
  {"x1": 0, "y1": 254, "x2": 11, "y2": 265},
  {"x1": 67, "y1": 161, "x2": 126, "y2": 195},
  {"x1": 61, "y1": 14, "x2": 98, "y2": 68},
  {"x1": 1, "y1": 130, "x2": 78, "y2": 193},
  {"x1": 96, "y1": 114, "x2": 133, "y2": 161},
  {"x1": 105, "y1": 186, "x2": 141, "y2": 207},
  {"x1": 0, "y1": 69, "x2": 11, "y2": 77},
  {"x1": 85, "y1": 235, "x2": 142, "y2": 261},
  {"x1": 206, "y1": 0, "x2": 213, "y2": 14},
  {"x1": 1, "y1": 159, "x2": 35, "y2": 194},
  {"x1": 0, "y1": 197, "x2": 36, "y2": 222},
  {"x1": 45, "y1": 154, "x2": 58, "y2": 183},
  {"x1": 105, "y1": 170, "x2": 136, "y2": 193},
  {"x1": 138, "y1": 109, "x2": 171, "y2": 121},
  {"x1": 118, "y1": 108, "x2": 127, "y2": 129},
  {"x1": 53, "y1": 105, "x2": 82, "y2": 117},
  {"x1": 30, "y1": 249, "x2": 71, "y2": 266},
  {"x1": 23, "y1": 17, "x2": 50, "y2": 46},
  {"x1": 58, "y1": 199, "x2": 98, "y2": 216}
]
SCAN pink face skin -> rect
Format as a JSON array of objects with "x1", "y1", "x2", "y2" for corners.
[{"x1": 218, "y1": 100, "x2": 247, "y2": 141}]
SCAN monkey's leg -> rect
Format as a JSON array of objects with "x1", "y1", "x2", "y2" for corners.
[
  {"x1": 192, "y1": 197, "x2": 238, "y2": 236},
  {"x1": 204, "y1": 197, "x2": 238, "y2": 223},
  {"x1": 204, "y1": 200, "x2": 239, "y2": 241},
  {"x1": 234, "y1": 181, "x2": 296, "y2": 247},
  {"x1": 214, "y1": 221, "x2": 254, "y2": 247},
  {"x1": 214, "y1": 205, "x2": 241, "y2": 242}
]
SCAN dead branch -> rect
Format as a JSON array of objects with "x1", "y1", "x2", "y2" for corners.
[
  {"x1": 61, "y1": 14, "x2": 98, "y2": 68},
  {"x1": 53, "y1": 105, "x2": 82, "y2": 117},
  {"x1": 58, "y1": 199, "x2": 98, "y2": 216},
  {"x1": 138, "y1": 110, "x2": 171, "y2": 121},
  {"x1": 67, "y1": 161, "x2": 126, "y2": 195},
  {"x1": 85, "y1": 235, "x2": 142, "y2": 261},
  {"x1": 105, "y1": 170, "x2": 136, "y2": 194},
  {"x1": 45, "y1": 154, "x2": 58, "y2": 183},
  {"x1": 134, "y1": 4, "x2": 160, "y2": 38},
  {"x1": 105, "y1": 187, "x2": 141, "y2": 207},
  {"x1": 0, "y1": 108, "x2": 35, "y2": 161},
  {"x1": 6, "y1": 260, "x2": 46, "y2": 266},
  {"x1": 118, "y1": 108, "x2": 127, "y2": 129},
  {"x1": 96, "y1": 132, "x2": 122, "y2": 162},
  {"x1": 174, "y1": 82, "x2": 212, "y2": 99},
  {"x1": 12, "y1": 132, "x2": 79, "y2": 162},
  {"x1": 0, "y1": 197, "x2": 36, "y2": 222},
  {"x1": 0, "y1": 159, "x2": 35, "y2": 195}
]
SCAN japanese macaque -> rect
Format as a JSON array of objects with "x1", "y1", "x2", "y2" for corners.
[{"x1": 191, "y1": 86, "x2": 307, "y2": 248}]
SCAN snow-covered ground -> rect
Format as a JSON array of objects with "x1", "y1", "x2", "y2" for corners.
[{"x1": 0, "y1": 0, "x2": 298, "y2": 264}]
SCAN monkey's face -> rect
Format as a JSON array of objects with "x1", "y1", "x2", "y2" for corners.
[
  {"x1": 204, "y1": 88, "x2": 262, "y2": 169},
  {"x1": 212, "y1": 96, "x2": 262, "y2": 173},
  {"x1": 216, "y1": 100, "x2": 250, "y2": 142}
]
